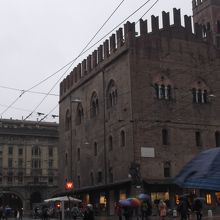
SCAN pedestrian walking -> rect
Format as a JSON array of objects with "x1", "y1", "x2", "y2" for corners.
[
  {"x1": 140, "y1": 199, "x2": 152, "y2": 220},
  {"x1": 193, "y1": 198, "x2": 203, "y2": 220},
  {"x1": 115, "y1": 203, "x2": 122, "y2": 220},
  {"x1": 123, "y1": 206, "x2": 131, "y2": 220},
  {"x1": 83, "y1": 204, "x2": 94, "y2": 220},
  {"x1": 71, "y1": 204, "x2": 80, "y2": 220},
  {"x1": 177, "y1": 197, "x2": 191, "y2": 220},
  {"x1": 158, "y1": 200, "x2": 167, "y2": 220},
  {"x1": 18, "y1": 208, "x2": 23, "y2": 220}
]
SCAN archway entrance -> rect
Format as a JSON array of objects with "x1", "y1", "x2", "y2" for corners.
[
  {"x1": 30, "y1": 192, "x2": 42, "y2": 209},
  {"x1": 0, "y1": 192, "x2": 22, "y2": 209}
]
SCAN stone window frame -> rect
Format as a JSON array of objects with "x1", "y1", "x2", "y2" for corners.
[
  {"x1": 162, "y1": 128, "x2": 169, "y2": 145},
  {"x1": 107, "y1": 79, "x2": 118, "y2": 108},
  {"x1": 108, "y1": 135, "x2": 113, "y2": 151},
  {"x1": 153, "y1": 75, "x2": 173, "y2": 101},
  {"x1": 75, "y1": 103, "x2": 84, "y2": 125},
  {"x1": 65, "y1": 109, "x2": 71, "y2": 131},
  {"x1": 195, "y1": 130, "x2": 202, "y2": 147},
  {"x1": 108, "y1": 167, "x2": 113, "y2": 183},
  {"x1": 215, "y1": 131, "x2": 220, "y2": 147},
  {"x1": 164, "y1": 161, "x2": 171, "y2": 178},
  {"x1": 120, "y1": 130, "x2": 126, "y2": 147},
  {"x1": 90, "y1": 91, "x2": 99, "y2": 118},
  {"x1": 191, "y1": 80, "x2": 209, "y2": 104},
  {"x1": 97, "y1": 171, "x2": 102, "y2": 183},
  {"x1": 94, "y1": 142, "x2": 98, "y2": 156},
  {"x1": 32, "y1": 146, "x2": 41, "y2": 157}
]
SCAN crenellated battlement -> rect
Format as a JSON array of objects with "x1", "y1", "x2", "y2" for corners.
[
  {"x1": 60, "y1": 8, "x2": 212, "y2": 98},
  {"x1": 192, "y1": 0, "x2": 208, "y2": 9}
]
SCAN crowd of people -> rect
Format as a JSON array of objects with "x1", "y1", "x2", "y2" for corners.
[
  {"x1": 115, "y1": 199, "x2": 153, "y2": 220},
  {"x1": 32, "y1": 203, "x2": 95, "y2": 220},
  {"x1": 30, "y1": 195, "x2": 204, "y2": 220},
  {"x1": 115, "y1": 196, "x2": 204, "y2": 220},
  {"x1": 177, "y1": 196, "x2": 204, "y2": 220}
]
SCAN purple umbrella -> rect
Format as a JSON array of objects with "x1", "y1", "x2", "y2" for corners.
[{"x1": 118, "y1": 199, "x2": 132, "y2": 207}]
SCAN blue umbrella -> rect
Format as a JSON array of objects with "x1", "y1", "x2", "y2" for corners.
[
  {"x1": 138, "y1": 193, "x2": 150, "y2": 200},
  {"x1": 175, "y1": 148, "x2": 220, "y2": 191}
]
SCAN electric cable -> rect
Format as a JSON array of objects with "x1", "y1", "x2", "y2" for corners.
[
  {"x1": 1, "y1": 0, "x2": 127, "y2": 119},
  {"x1": 22, "y1": 0, "x2": 127, "y2": 121},
  {"x1": 25, "y1": 0, "x2": 158, "y2": 122},
  {"x1": 0, "y1": 85, "x2": 58, "y2": 96},
  {"x1": 39, "y1": 0, "x2": 160, "y2": 122}
]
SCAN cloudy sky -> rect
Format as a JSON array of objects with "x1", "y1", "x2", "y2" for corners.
[{"x1": 0, "y1": 0, "x2": 192, "y2": 122}]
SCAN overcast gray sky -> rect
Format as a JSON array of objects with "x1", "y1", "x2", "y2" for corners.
[{"x1": 0, "y1": 0, "x2": 192, "y2": 122}]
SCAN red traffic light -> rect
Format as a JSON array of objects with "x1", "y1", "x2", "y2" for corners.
[{"x1": 65, "y1": 181, "x2": 74, "y2": 189}]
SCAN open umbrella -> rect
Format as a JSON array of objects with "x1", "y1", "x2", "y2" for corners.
[
  {"x1": 127, "y1": 198, "x2": 141, "y2": 207},
  {"x1": 175, "y1": 148, "x2": 220, "y2": 191},
  {"x1": 118, "y1": 199, "x2": 132, "y2": 207},
  {"x1": 138, "y1": 193, "x2": 150, "y2": 201}
]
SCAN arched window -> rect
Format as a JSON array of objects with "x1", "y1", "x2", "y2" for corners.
[
  {"x1": 162, "y1": 129, "x2": 169, "y2": 145},
  {"x1": 94, "y1": 142, "x2": 98, "y2": 156},
  {"x1": 65, "y1": 109, "x2": 71, "y2": 131},
  {"x1": 153, "y1": 76, "x2": 173, "y2": 100},
  {"x1": 191, "y1": 80, "x2": 209, "y2": 104},
  {"x1": 109, "y1": 135, "x2": 113, "y2": 151},
  {"x1": 164, "y1": 161, "x2": 171, "y2": 177},
  {"x1": 109, "y1": 167, "x2": 113, "y2": 183},
  {"x1": 166, "y1": 85, "x2": 172, "y2": 100},
  {"x1": 107, "y1": 80, "x2": 118, "y2": 108},
  {"x1": 154, "y1": 83, "x2": 159, "y2": 98},
  {"x1": 160, "y1": 84, "x2": 165, "y2": 99},
  {"x1": 120, "y1": 130, "x2": 125, "y2": 147},
  {"x1": 75, "y1": 103, "x2": 84, "y2": 125},
  {"x1": 90, "y1": 92, "x2": 99, "y2": 118},
  {"x1": 77, "y1": 148, "x2": 80, "y2": 161},
  {"x1": 215, "y1": 131, "x2": 220, "y2": 147}
]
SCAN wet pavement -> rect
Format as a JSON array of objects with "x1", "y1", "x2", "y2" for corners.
[{"x1": 20, "y1": 214, "x2": 220, "y2": 220}]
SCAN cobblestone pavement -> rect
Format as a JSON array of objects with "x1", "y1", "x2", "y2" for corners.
[
  {"x1": 20, "y1": 214, "x2": 220, "y2": 220},
  {"x1": 95, "y1": 215, "x2": 220, "y2": 220}
]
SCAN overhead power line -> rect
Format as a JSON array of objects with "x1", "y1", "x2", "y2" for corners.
[
  {"x1": 0, "y1": 85, "x2": 58, "y2": 96},
  {"x1": 39, "y1": 0, "x2": 157, "y2": 122},
  {"x1": 24, "y1": 0, "x2": 127, "y2": 121}
]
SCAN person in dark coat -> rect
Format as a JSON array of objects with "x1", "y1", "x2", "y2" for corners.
[
  {"x1": 177, "y1": 197, "x2": 191, "y2": 220},
  {"x1": 193, "y1": 199, "x2": 203, "y2": 220},
  {"x1": 83, "y1": 205, "x2": 94, "y2": 220}
]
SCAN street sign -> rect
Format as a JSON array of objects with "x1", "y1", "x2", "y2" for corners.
[{"x1": 65, "y1": 181, "x2": 74, "y2": 190}]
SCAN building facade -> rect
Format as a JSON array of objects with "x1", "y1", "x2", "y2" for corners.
[
  {"x1": 193, "y1": 0, "x2": 220, "y2": 47},
  {"x1": 59, "y1": 7, "x2": 220, "y2": 215},
  {"x1": 0, "y1": 119, "x2": 59, "y2": 212}
]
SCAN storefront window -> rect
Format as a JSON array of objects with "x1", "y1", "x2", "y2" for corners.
[
  {"x1": 206, "y1": 194, "x2": 212, "y2": 205},
  {"x1": 85, "y1": 194, "x2": 90, "y2": 204},
  {"x1": 151, "y1": 192, "x2": 169, "y2": 204},
  {"x1": 119, "y1": 190, "x2": 126, "y2": 200},
  {"x1": 99, "y1": 193, "x2": 107, "y2": 212},
  {"x1": 215, "y1": 192, "x2": 220, "y2": 205}
]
